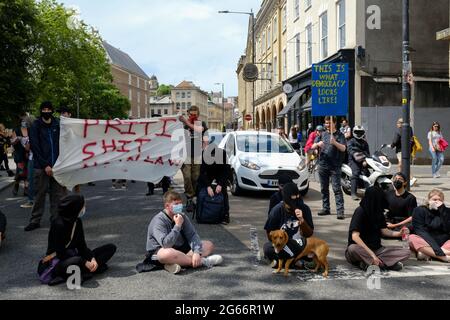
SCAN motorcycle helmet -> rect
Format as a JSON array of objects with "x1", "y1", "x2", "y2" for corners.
[
  {"x1": 353, "y1": 125, "x2": 366, "y2": 140},
  {"x1": 316, "y1": 125, "x2": 324, "y2": 132}
]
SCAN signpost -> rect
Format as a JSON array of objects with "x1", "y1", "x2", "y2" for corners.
[
  {"x1": 312, "y1": 63, "x2": 349, "y2": 117},
  {"x1": 245, "y1": 114, "x2": 253, "y2": 122}
]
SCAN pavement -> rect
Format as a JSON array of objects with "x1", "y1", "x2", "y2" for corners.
[
  {"x1": 1, "y1": 165, "x2": 450, "y2": 300},
  {"x1": 0, "y1": 158, "x2": 16, "y2": 192}
]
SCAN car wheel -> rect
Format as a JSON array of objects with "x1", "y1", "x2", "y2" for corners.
[
  {"x1": 300, "y1": 184, "x2": 309, "y2": 197},
  {"x1": 231, "y1": 171, "x2": 243, "y2": 196}
]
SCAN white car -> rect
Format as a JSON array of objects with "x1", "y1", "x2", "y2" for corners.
[{"x1": 218, "y1": 131, "x2": 309, "y2": 196}]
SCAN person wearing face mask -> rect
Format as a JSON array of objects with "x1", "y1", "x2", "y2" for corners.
[
  {"x1": 268, "y1": 174, "x2": 293, "y2": 216},
  {"x1": 347, "y1": 126, "x2": 370, "y2": 201},
  {"x1": 10, "y1": 115, "x2": 32, "y2": 197},
  {"x1": 385, "y1": 172, "x2": 417, "y2": 233},
  {"x1": 346, "y1": 187, "x2": 411, "y2": 271},
  {"x1": 25, "y1": 101, "x2": 67, "y2": 232},
  {"x1": 409, "y1": 189, "x2": 450, "y2": 262},
  {"x1": 137, "y1": 191, "x2": 223, "y2": 274},
  {"x1": 37, "y1": 195, "x2": 117, "y2": 286},
  {"x1": 264, "y1": 183, "x2": 314, "y2": 268},
  {"x1": 178, "y1": 106, "x2": 208, "y2": 213}
]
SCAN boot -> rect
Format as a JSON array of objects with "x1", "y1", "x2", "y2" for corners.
[{"x1": 12, "y1": 182, "x2": 19, "y2": 196}]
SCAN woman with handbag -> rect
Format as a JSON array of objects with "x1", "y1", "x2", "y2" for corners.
[
  {"x1": 10, "y1": 117, "x2": 30, "y2": 197},
  {"x1": 38, "y1": 195, "x2": 116, "y2": 286},
  {"x1": 428, "y1": 122, "x2": 446, "y2": 178}
]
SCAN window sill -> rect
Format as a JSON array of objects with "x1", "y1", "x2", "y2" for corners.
[{"x1": 305, "y1": 5, "x2": 312, "y2": 12}]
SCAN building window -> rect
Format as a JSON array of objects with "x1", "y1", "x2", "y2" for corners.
[
  {"x1": 128, "y1": 74, "x2": 131, "y2": 85},
  {"x1": 294, "y1": 0, "x2": 300, "y2": 20},
  {"x1": 273, "y1": 56, "x2": 278, "y2": 83},
  {"x1": 295, "y1": 33, "x2": 301, "y2": 72},
  {"x1": 176, "y1": 92, "x2": 180, "y2": 99},
  {"x1": 157, "y1": 109, "x2": 161, "y2": 115},
  {"x1": 145, "y1": 81, "x2": 148, "y2": 91},
  {"x1": 187, "y1": 102, "x2": 192, "y2": 108},
  {"x1": 176, "y1": 102, "x2": 181, "y2": 109},
  {"x1": 337, "y1": 0, "x2": 346, "y2": 49},
  {"x1": 305, "y1": 0, "x2": 311, "y2": 10},
  {"x1": 137, "y1": 78, "x2": 140, "y2": 89},
  {"x1": 306, "y1": 24, "x2": 313, "y2": 66},
  {"x1": 273, "y1": 17, "x2": 277, "y2": 42},
  {"x1": 282, "y1": 6, "x2": 287, "y2": 32},
  {"x1": 129, "y1": 89, "x2": 132, "y2": 101},
  {"x1": 164, "y1": 109, "x2": 168, "y2": 115},
  {"x1": 145, "y1": 94, "x2": 148, "y2": 105},
  {"x1": 267, "y1": 25, "x2": 271, "y2": 49},
  {"x1": 320, "y1": 12, "x2": 328, "y2": 59},
  {"x1": 262, "y1": 32, "x2": 266, "y2": 52},
  {"x1": 137, "y1": 92, "x2": 140, "y2": 103},
  {"x1": 182, "y1": 102, "x2": 186, "y2": 109},
  {"x1": 187, "y1": 91, "x2": 191, "y2": 98},
  {"x1": 283, "y1": 49, "x2": 287, "y2": 80},
  {"x1": 182, "y1": 92, "x2": 186, "y2": 99}
]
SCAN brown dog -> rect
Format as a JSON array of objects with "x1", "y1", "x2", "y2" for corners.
[{"x1": 270, "y1": 229, "x2": 330, "y2": 277}]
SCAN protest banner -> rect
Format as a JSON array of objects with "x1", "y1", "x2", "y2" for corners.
[
  {"x1": 53, "y1": 117, "x2": 184, "y2": 189},
  {"x1": 312, "y1": 63, "x2": 349, "y2": 117}
]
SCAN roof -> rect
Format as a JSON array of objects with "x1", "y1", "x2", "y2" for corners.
[
  {"x1": 103, "y1": 41, "x2": 150, "y2": 80},
  {"x1": 174, "y1": 81, "x2": 198, "y2": 89}
]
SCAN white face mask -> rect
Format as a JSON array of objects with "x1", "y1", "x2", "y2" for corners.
[{"x1": 78, "y1": 207, "x2": 86, "y2": 218}]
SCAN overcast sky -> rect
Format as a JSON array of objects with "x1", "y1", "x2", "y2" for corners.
[{"x1": 60, "y1": 0, "x2": 261, "y2": 96}]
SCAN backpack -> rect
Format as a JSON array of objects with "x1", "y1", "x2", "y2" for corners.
[{"x1": 194, "y1": 188, "x2": 225, "y2": 224}]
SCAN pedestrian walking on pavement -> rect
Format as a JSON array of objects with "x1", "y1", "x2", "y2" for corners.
[
  {"x1": 24, "y1": 101, "x2": 67, "y2": 232},
  {"x1": 347, "y1": 126, "x2": 370, "y2": 201},
  {"x1": 0, "y1": 124, "x2": 14, "y2": 177},
  {"x1": 0, "y1": 209, "x2": 6, "y2": 249},
  {"x1": 428, "y1": 121, "x2": 446, "y2": 178},
  {"x1": 10, "y1": 115, "x2": 31, "y2": 197},
  {"x1": 37, "y1": 195, "x2": 117, "y2": 286},
  {"x1": 312, "y1": 116, "x2": 347, "y2": 220},
  {"x1": 345, "y1": 186, "x2": 411, "y2": 271},
  {"x1": 137, "y1": 191, "x2": 223, "y2": 274},
  {"x1": 391, "y1": 118, "x2": 417, "y2": 187},
  {"x1": 179, "y1": 106, "x2": 208, "y2": 213},
  {"x1": 409, "y1": 189, "x2": 450, "y2": 263}
]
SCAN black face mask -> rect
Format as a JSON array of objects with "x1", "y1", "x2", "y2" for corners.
[
  {"x1": 41, "y1": 112, "x2": 53, "y2": 121},
  {"x1": 393, "y1": 180, "x2": 404, "y2": 190}
]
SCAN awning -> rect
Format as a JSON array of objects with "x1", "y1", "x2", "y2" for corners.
[
  {"x1": 277, "y1": 88, "x2": 307, "y2": 117},
  {"x1": 301, "y1": 97, "x2": 312, "y2": 112}
]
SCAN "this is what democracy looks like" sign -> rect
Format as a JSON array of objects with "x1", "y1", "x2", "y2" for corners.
[{"x1": 312, "y1": 63, "x2": 349, "y2": 117}]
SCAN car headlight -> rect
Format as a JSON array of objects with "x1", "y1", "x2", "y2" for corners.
[
  {"x1": 297, "y1": 159, "x2": 306, "y2": 172},
  {"x1": 240, "y1": 159, "x2": 261, "y2": 170}
]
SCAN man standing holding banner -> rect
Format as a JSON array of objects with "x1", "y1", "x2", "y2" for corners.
[{"x1": 311, "y1": 63, "x2": 349, "y2": 220}]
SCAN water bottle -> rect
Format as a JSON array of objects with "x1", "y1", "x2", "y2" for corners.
[{"x1": 401, "y1": 227, "x2": 410, "y2": 249}]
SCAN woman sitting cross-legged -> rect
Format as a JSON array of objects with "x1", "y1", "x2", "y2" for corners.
[
  {"x1": 409, "y1": 189, "x2": 450, "y2": 262},
  {"x1": 345, "y1": 186, "x2": 411, "y2": 271}
]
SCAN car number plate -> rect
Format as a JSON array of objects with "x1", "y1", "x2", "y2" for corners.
[{"x1": 267, "y1": 180, "x2": 278, "y2": 187}]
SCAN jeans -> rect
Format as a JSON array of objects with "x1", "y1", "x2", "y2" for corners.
[
  {"x1": 27, "y1": 160, "x2": 34, "y2": 202},
  {"x1": 430, "y1": 149, "x2": 445, "y2": 175},
  {"x1": 318, "y1": 167, "x2": 344, "y2": 215}
]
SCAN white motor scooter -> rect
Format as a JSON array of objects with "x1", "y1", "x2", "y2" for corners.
[{"x1": 341, "y1": 144, "x2": 393, "y2": 195}]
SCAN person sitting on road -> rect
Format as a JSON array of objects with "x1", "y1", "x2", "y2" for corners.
[
  {"x1": 0, "y1": 209, "x2": 6, "y2": 249},
  {"x1": 385, "y1": 172, "x2": 417, "y2": 234},
  {"x1": 345, "y1": 186, "x2": 411, "y2": 271},
  {"x1": 268, "y1": 174, "x2": 293, "y2": 215},
  {"x1": 409, "y1": 189, "x2": 450, "y2": 262},
  {"x1": 37, "y1": 195, "x2": 117, "y2": 286},
  {"x1": 264, "y1": 183, "x2": 314, "y2": 269},
  {"x1": 137, "y1": 191, "x2": 223, "y2": 274},
  {"x1": 347, "y1": 126, "x2": 370, "y2": 201}
]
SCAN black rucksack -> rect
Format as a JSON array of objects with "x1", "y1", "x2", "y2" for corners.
[{"x1": 194, "y1": 188, "x2": 225, "y2": 224}]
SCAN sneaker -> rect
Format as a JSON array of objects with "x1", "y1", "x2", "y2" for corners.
[
  {"x1": 270, "y1": 260, "x2": 279, "y2": 269},
  {"x1": 202, "y1": 255, "x2": 223, "y2": 268},
  {"x1": 136, "y1": 262, "x2": 158, "y2": 273},
  {"x1": 24, "y1": 223, "x2": 40, "y2": 232},
  {"x1": 359, "y1": 261, "x2": 369, "y2": 272},
  {"x1": 164, "y1": 264, "x2": 182, "y2": 274},
  {"x1": 410, "y1": 177, "x2": 418, "y2": 187},
  {"x1": 48, "y1": 276, "x2": 66, "y2": 286},
  {"x1": 337, "y1": 213, "x2": 345, "y2": 220},
  {"x1": 318, "y1": 210, "x2": 331, "y2": 216},
  {"x1": 436, "y1": 173, "x2": 441, "y2": 178},
  {"x1": 387, "y1": 262, "x2": 403, "y2": 271},
  {"x1": 20, "y1": 202, "x2": 34, "y2": 209},
  {"x1": 351, "y1": 194, "x2": 360, "y2": 201}
]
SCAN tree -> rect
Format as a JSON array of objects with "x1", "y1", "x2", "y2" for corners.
[
  {"x1": 0, "y1": 0, "x2": 39, "y2": 126},
  {"x1": 31, "y1": 0, "x2": 129, "y2": 119},
  {"x1": 84, "y1": 82, "x2": 129, "y2": 120},
  {"x1": 156, "y1": 84, "x2": 172, "y2": 97}
]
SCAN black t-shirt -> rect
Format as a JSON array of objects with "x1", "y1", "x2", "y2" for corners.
[
  {"x1": 348, "y1": 207, "x2": 387, "y2": 251},
  {"x1": 314, "y1": 130, "x2": 347, "y2": 169},
  {"x1": 276, "y1": 238, "x2": 307, "y2": 260},
  {"x1": 184, "y1": 121, "x2": 208, "y2": 162},
  {"x1": 268, "y1": 191, "x2": 283, "y2": 215},
  {"x1": 265, "y1": 200, "x2": 314, "y2": 240},
  {"x1": 385, "y1": 191, "x2": 417, "y2": 221}
]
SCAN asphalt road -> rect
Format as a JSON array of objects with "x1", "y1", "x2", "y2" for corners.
[{"x1": 1, "y1": 179, "x2": 450, "y2": 300}]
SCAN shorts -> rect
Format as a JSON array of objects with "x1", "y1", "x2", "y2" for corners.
[
  {"x1": 147, "y1": 242, "x2": 192, "y2": 267},
  {"x1": 409, "y1": 234, "x2": 450, "y2": 252}
]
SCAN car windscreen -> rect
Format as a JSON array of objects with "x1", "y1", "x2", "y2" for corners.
[
  {"x1": 209, "y1": 134, "x2": 225, "y2": 145},
  {"x1": 236, "y1": 135, "x2": 294, "y2": 153}
]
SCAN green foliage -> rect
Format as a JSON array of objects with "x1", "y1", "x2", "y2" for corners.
[{"x1": 156, "y1": 84, "x2": 172, "y2": 96}]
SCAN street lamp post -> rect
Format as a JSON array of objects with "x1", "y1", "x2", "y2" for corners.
[
  {"x1": 215, "y1": 82, "x2": 225, "y2": 132},
  {"x1": 219, "y1": 10, "x2": 256, "y2": 129}
]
